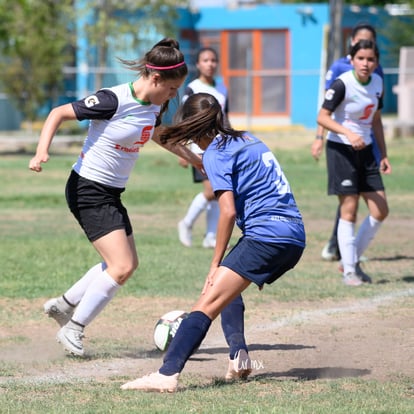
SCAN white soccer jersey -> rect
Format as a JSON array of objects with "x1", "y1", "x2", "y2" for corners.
[
  {"x1": 322, "y1": 70, "x2": 383, "y2": 146},
  {"x1": 72, "y1": 82, "x2": 160, "y2": 188}
]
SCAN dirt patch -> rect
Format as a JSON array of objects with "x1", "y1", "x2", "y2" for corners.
[{"x1": 1, "y1": 290, "x2": 413, "y2": 385}]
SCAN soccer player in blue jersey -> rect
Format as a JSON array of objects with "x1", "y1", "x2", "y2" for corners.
[
  {"x1": 121, "y1": 92, "x2": 306, "y2": 392},
  {"x1": 312, "y1": 23, "x2": 384, "y2": 264}
]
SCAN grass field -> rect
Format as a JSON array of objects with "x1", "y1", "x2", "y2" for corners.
[{"x1": 0, "y1": 132, "x2": 413, "y2": 413}]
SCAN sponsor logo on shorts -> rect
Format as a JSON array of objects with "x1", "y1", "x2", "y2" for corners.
[{"x1": 341, "y1": 179, "x2": 353, "y2": 187}]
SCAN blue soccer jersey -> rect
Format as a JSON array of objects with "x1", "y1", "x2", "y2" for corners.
[{"x1": 203, "y1": 133, "x2": 305, "y2": 246}]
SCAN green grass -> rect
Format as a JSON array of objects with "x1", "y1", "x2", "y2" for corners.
[{"x1": 0, "y1": 135, "x2": 414, "y2": 413}]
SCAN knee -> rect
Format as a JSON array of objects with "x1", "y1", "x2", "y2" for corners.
[
  {"x1": 376, "y1": 206, "x2": 389, "y2": 222},
  {"x1": 111, "y1": 258, "x2": 139, "y2": 285}
]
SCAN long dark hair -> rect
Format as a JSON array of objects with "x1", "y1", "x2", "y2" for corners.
[
  {"x1": 350, "y1": 39, "x2": 380, "y2": 61},
  {"x1": 159, "y1": 93, "x2": 244, "y2": 147},
  {"x1": 119, "y1": 38, "x2": 188, "y2": 123}
]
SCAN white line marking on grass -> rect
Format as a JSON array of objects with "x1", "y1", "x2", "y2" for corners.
[{"x1": 257, "y1": 288, "x2": 414, "y2": 331}]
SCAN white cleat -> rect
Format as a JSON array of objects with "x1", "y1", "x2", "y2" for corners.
[{"x1": 121, "y1": 371, "x2": 179, "y2": 393}]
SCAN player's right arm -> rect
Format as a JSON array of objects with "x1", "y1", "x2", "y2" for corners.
[{"x1": 29, "y1": 104, "x2": 77, "y2": 172}]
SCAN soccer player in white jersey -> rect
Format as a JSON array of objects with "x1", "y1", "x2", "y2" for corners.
[
  {"x1": 121, "y1": 93, "x2": 305, "y2": 392},
  {"x1": 312, "y1": 23, "x2": 383, "y2": 263},
  {"x1": 177, "y1": 47, "x2": 230, "y2": 249},
  {"x1": 317, "y1": 40, "x2": 392, "y2": 286},
  {"x1": 29, "y1": 38, "x2": 202, "y2": 357}
]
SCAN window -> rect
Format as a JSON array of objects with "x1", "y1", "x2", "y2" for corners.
[{"x1": 200, "y1": 30, "x2": 289, "y2": 116}]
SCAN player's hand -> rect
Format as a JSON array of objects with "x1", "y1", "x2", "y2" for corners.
[
  {"x1": 380, "y1": 157, "x2": 392, "y2": 174},
  {"x1": 29, "y1": 153, "x2": 49, "y2": 172},
  {"x1": 202, "y1": 267, "x2": 217, "y2": 294},
  {"x1": 311, "y1": 138, "x2": 324, "y2": 161},
  {"x1": 347, "y1": 132, "x2": 366, "y2": 150}
]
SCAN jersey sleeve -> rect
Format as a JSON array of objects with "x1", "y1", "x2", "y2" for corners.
[
  {"x1": 321, "y1": 79, "x2": 346, "y2": 112},
  {"x1": 71, "y1": 89, "x2": 119, "y2": 121},
  {"x1": 325, "y1": 61, "x2": 342, "y2": 89},
  {"x1": 203, "y1": 145, "x2": 233, "y2": 193}
]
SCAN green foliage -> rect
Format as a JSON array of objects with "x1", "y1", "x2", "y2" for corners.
[
  {"x1": 380, "y1": 14, "x2": 414, "y2": 64},
  {"x1": 78, "y1": 0, "x2": 190, "y2": 90},
  {"x1": 0, "y1": 0, "x2": 75, "y2": 121}
]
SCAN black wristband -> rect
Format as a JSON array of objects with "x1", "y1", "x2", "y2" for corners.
[{"x1": 315, "y1": 135, "x2": 324, "y2": 140}]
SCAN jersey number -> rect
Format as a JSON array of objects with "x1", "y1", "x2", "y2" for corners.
[{"x1": 262, "y1": 151, "x2": 289, "y2": 194}]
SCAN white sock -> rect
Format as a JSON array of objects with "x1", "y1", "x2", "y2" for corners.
[
  {"x1": 64, "y1": 262, "x2": 107, "y2": 306},
  {"x1": 356, "y1": 215, "x2": 382, "y2": 259},
  {"x1": 71, "y1": 270, "x2": 120, "y2": 327},
  {"x1": 337, "y1": 218, "x2": 357, "y2": 275},
  {"x1": 206, "y1": 200, "x2": 219, "y2": 236},
  {"x1": 183, "y1": 192, "x2": 208, "y2": 227}
]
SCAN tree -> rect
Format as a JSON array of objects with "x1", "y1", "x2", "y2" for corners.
[
  {"x1": 0, "y1": 0, "x2": 75, "y2": 124},
  {"x1": 77, "y1": 0, "x2": 189, "y2": 90}
]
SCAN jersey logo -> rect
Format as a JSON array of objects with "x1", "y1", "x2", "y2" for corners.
[
  {"x1": 84, "y1": 95, "x2": 100, "y2": 108},
  {"x1": 325, "y1": 89, "x2": 335, "y2": 100},
  {"x1": 359, "y1": 104, "x2": 375, "y2": 120},
  {"x1": 133, "y1": 125, "x2": 153, "y2": 146}
]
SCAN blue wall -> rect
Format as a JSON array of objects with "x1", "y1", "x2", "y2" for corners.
[
  {"x1": 190, "y1": 4, "x2": 328, "y2": 127},
  {"x1": 186, "y1": 3, "x2": 397, "y2": 127}
]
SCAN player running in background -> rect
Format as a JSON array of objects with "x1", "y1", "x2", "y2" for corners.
[
  {"x1": 312, "y1": 23, "x2": 384, "y2": 263},
  {"x1": 29, "y1": 38, "x2": 201, "y2": 357},
  {"x1": 316, "y1": 40, "x2": 391, "y2": 286},
  {"x1": 177, "y1": 47, "x2": 230, "y2": 249},
  {"x1": 121, "y1": 92, "x2": 306, "y2": 392}
]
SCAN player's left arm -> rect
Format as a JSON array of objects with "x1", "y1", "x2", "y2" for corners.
[
  {"x1": 202, "y1": 189, "x2": 235, "y2": 294},
  {"x1": 372, "y1": 110, "x2": 392, "y2": 174}
]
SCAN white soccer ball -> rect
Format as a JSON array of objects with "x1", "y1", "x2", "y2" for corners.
[{"x1": 153, "y1": 310, "x2": 188, "y2": 352}]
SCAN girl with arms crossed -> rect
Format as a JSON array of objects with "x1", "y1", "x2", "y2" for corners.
[
  {"x1": 29, "y1": 38, "x2": 201, "y2": 357},
  {"x1": 121, "y1": 92, "x2": 306, "y2": 392}
]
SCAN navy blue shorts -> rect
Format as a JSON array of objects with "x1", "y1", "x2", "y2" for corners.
[
  {"x1": 326, "y1": 140, "x2": 384, "y2": 195},
  {"x1": 65, "y1": 170, "x2": 133, "y2": 242},
  {"x1": 221, "y1": 237, "x2": 304, "y2": 288}
]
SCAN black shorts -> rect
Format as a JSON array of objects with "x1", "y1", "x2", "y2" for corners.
[
  {"x1": 221, "y1": 237, "x2": 304, "y2": 288},
  {"x1": 191, "y1": 166, "x2": 208, "y2": 183},
  {"x1": 65, "y1": 170, "x2": 132, "y2": 242},
  {"x1": 326, "y1": 140, "x2": 385, "y2": 195}
]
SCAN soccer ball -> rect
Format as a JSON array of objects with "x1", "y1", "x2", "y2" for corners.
[{"x1": 153, "y1": 310, "x2": 188, "y2": 352}]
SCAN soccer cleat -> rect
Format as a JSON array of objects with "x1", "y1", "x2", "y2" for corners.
[
  {"x1": 121, "y1": 371, "x2": 179, "y2": 393},
  {"x1": 56, "y1": 324, "x2": 85, "y2": 357},
  {"x1": 342, "y1": 272, "x2": 363, "y2": 287},
  {"x1": 225, "y1": 349, "x2": 252, "y2": 381},
  {"x1": 355, "y1": 262, "x2": 372, "y2": 284},
  {"x1": 178, "y1": 220, "x2": 192, "y2": 247},
  {"x1": 44, "y1": 297, "x2": 74, "y2": 327},
  {"x1": 202, "y1": 232, "x2": 216, "y2": 249},
  {"x1": 321, "y1": 242, "x2": 340, "y2": 261},
  {"x1": 338, "y1": 262, "x2": 372, "y2": 284}
]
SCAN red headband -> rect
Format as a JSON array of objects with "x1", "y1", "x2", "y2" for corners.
[{"x1": 145, "y1": 61, "x2": 186, "y2": 70}]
